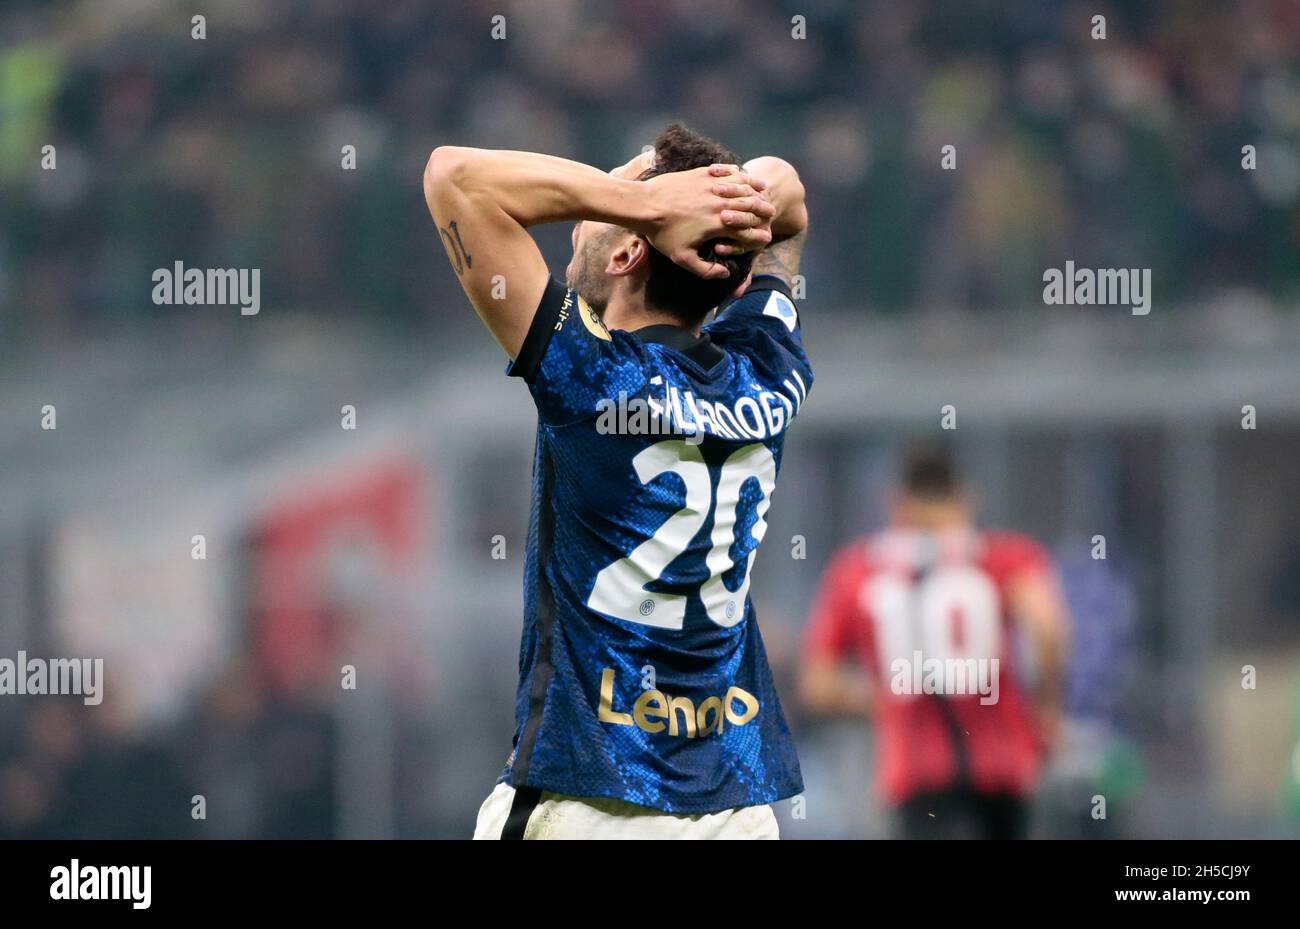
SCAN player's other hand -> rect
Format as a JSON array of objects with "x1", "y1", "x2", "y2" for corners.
[{"x1": 642, "y1": 164, "x2": 774, "y2": 279}]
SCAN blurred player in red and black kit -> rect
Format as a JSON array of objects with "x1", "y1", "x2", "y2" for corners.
[{"x1": 800, "y1": 450, "x2": 1070, "y2": 839}]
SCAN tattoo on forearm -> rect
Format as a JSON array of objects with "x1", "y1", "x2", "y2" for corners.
[
  {"x1": 439, "y1": 220, "x2": 473, "y2": 275},
  {"x1": 753, "y1": 229, "x2": 805, "y2": 283}
]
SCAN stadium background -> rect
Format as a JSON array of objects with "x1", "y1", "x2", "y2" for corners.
[{"x1": 1, "y1": 0, "x2": 1299, "y2": 839}]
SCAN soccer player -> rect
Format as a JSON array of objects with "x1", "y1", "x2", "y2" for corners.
[
  {"x1": 423, "y1": 124, "x2": 811, "y2": 839},
  {"x1": 801, "y1": 450, "x2": 1069, "y2": 839}
]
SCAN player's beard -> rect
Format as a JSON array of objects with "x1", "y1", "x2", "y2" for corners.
[{"x1": 567, "y1": 235, "x2": 615, "y2": 316}]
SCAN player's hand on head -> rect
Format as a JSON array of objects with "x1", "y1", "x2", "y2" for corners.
[
  {"x1": 707, "y1": 163, "x2": 776, "y2": 260},
  {"x1": 710, "y1": 163, "x2": 772, "y2": 225},
  {"x1": 708, "y1": 162, "x2": 768, "y2": 195},
  {"x1": 643, "y1": 165, "x2": 774, "y2": 279},
  {"x1": 610, "y1": 149, "x2": 656, "y2": 181}
]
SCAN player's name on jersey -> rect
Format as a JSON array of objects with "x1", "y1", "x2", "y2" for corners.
[
  {"x1": 595, "y1": 375, "x2": 807, "y2": 444},
  {"x1": 597, "y1": 668, "x2": 759, "y2": 738}
]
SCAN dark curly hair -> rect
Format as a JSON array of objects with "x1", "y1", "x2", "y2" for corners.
[{"x1": 636, "y1": 123, "x2": 756, "y2": 323}]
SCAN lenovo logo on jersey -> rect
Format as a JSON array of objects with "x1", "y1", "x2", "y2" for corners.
[{"x1": 597, "y1": 668, "x2": 759, "y2": 737}]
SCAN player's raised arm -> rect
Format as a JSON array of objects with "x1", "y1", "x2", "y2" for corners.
[
  {"x1": 718, "y1": 156, "x2": 808, "y2": 287},
  {"x1": 422, "y1": 147, "x2": 774, "y2": 357}
]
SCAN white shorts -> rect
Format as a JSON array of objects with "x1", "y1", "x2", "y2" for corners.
[{"x1": 473, "y1": 782, "x2": 780, "y2": 840}]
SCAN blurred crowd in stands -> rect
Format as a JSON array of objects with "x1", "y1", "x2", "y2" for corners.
[{"x1": 1, "y1": 0, "x2": 1298, "y2": 351}]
